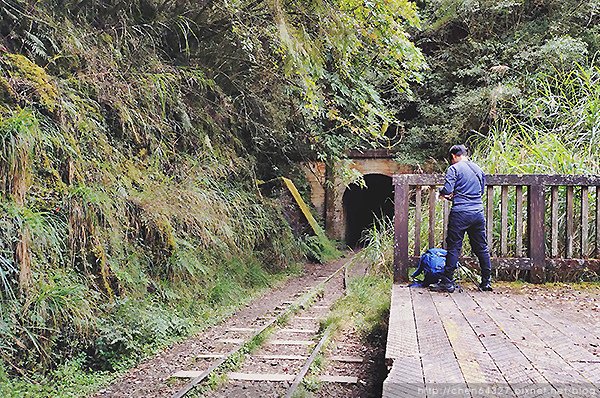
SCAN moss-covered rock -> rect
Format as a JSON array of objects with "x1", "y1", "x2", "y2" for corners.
[{"x1": 1, "y1": 54, "x2": 59, "y2": 111}]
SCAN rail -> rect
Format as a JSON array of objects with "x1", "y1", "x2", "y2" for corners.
[
  {"x1": 393, "y1": 174, "x2": 600, "y2": 283},
  {"x1": 172, "y1": 258, "x2": 350, "y2": 397}
]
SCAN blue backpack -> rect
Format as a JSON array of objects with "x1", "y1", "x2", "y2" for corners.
[{"x1": 411, "y1": 248, "x2": 447, "y2": 286}]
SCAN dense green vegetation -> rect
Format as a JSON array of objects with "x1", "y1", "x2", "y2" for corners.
[
  {"x1": 0, "y1": 0, "x2": 422, "y2": 394},
  {"x1": 1, "y1": 0, "x2": 599, "y2": 395},
  {"x1": 400, "y1": 0, "x2": 600, "y2": 167}
]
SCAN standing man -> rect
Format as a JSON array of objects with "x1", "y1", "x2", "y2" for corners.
[{"x1": 429, "y1": 145, "x2": 493, "y2": 293}]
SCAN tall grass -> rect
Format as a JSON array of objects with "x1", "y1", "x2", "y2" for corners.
[
  {"x1": 472, "y1": 63, "x2": 600, "y2": 175},
  {"x1": 354, "y1": 217, "x2": 395, "y2": 277}
]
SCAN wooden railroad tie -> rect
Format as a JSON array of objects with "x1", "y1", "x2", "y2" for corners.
[
  {"x1": 225, "y1": 327, "x2": 257, "y2": 332},
  {"x1": 193, "y1": 353, "x2": 363, "y2": 362},
  {"x1": 217, "y1": 338, "x2": 313, "y2": 345},
  {"x1": 171, "y1": 371, "x2": 358, "y2": 384},
  {"x1": 279, "y1": 328, "x2": 318, "y2": 334}
]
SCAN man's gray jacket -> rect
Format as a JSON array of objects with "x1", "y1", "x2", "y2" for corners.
[{"x1": 439, "y1": 160, "x2": 485, "y2": 212}]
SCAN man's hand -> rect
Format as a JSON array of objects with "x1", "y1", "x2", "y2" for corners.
[{"x1": 439, "y1": 193, "x2": 454, "y2": 200}]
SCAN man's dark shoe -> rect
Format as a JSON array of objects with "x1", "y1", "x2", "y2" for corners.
[
  {"x1": 479, "y1": 282, "x2": 493, "y2": 292},
  {"x1": 429, "y1": 281, "x2": 456, "y2": 293}
]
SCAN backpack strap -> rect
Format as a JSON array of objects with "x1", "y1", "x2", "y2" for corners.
[
  {"x1": 411, "y1": 256, "x2": 424, "y2": 278},
  {"x1": 464, "y1": 161, "x2": 484, "y2": 196}
]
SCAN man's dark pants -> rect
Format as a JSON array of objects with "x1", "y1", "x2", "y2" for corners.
[{"x1": 443, "y1": 209, "x2": 492, "y2": 283}]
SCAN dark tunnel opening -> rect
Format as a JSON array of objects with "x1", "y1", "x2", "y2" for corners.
[{"x1": 343, "y1": 174, "x2": 394, "y2": 247}]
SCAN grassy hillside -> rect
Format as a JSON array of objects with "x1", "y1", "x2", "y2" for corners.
[{"x1": 0, "y1": 0, "x2": 424, "y2": 395}]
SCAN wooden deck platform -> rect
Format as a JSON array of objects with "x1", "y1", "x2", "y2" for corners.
[{"x1": 383, "y1": 284, "x2": 600, "y2": 397}]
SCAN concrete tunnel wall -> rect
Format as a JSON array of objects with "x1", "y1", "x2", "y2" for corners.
[{"x1": 303, "y1": 157, "x2": 411, "y2": 244}]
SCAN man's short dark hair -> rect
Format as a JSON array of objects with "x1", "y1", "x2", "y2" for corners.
[{"x1": 449, "y1": 144, "x2": 468, "y2": 156}]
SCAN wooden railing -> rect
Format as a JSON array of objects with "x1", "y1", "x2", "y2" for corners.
[{"x1": 393, "y1": 174, "x2": 600, "y2": 283}]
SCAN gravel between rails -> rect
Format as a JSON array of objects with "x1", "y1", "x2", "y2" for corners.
[{"x1": 92, "y1": 255, "x2": 354, "y2": 398}]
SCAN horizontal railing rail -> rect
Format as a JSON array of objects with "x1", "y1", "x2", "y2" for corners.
[{"x1": 393, "y1": 174, "x2": 600, "y2": 283}]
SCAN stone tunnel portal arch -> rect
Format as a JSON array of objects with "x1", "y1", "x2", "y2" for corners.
[{"x1": 343, "y1": 173, "x2": 394, "y2": 247}]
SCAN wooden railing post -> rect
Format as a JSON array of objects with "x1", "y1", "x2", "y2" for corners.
[
  {"x1": 394, "y1": 176, "x2": 409, "y2": 283},
  {"x1": 528, "y1": 182, "x2": 546, "y2": 283},
  {"x1": 596, "y1": 186, "x2": 600, "y2": 258}
]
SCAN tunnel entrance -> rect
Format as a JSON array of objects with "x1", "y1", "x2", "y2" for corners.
[{"x1": 343, "y1": 174, "x2": 394, "y2": 247}]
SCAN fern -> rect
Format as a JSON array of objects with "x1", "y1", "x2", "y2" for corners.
[
  {"x1": 0, "y1": 254, "x2": 18, "y2": 301},
  {"x1": 23, "y1": 31, "x2": 49, "y2": 60}
]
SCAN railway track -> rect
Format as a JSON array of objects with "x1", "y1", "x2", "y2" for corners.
[{"x1": 169, "y1": 256, "x2": 366, "y2": 397}]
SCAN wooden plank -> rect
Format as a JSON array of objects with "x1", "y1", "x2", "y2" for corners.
[
  {"x1": 414, "y1": 187, "x2": 422, "y2": 257},
  {"x1": 544, "y1": 258, "x2": 600, "y2": 273},
  {"x1": 484, "y1": 294, "x2": 600, "y2": 388},
  {"x1": 218, "y1": 338, "x2": 244, "y2": 344},
  {"x1": 176, "y1": 370, "x2": 359, "y2": 383},
  {"x1": 393, "y1": 174, "x2": 443, "y2": 186},
  {"x1": 428, "y1": 186, "x2": 436, "y2": 249},
  {"x1": 173, "y1": 305, "x2": 282, "y2": 398},
  {"x1": 501, "y1": 186, "x2": 509, "y2": 256},
  {"x1": 597, "y1": 186, "x2": 600, "y2": 258},
  {"x1": 433, "y1": 293, "x2": 515, "y2": 396},
  {"x1": 452, "y1": 292, "x2": 557, "y2": 396},
  {"x1": 486, "y1": 185, "x2": 494, "y2": 255},
  {"x1": 382, "y1": 286, "x2": 424, "y2": 398},
  {"x1": 252, "y1": 354, "x2": 308, "y2": 360},
  {"x1": 385, "y1": 285, "x2": 420, "y2": 360},
  {"x1": 528, "y1": 183, "x2": 545, "y2": 283},
  {"x1": 172, "y1": 371, "x2": 205, "y2": 379},
  {"x1": 506, "y1": 294, "x2": 600, "y2": 358},
  {"x1": 394, "y1": 179, "x2": 410, "y2": 283},
  {"x1": 409, "y1": 256, "x2": 600, "y2": 272},
  {"x1": 515, "y1": 185, "x2": 524, "y2": 257},
  {"x1": 279, "y1": 328, "x2": 317, "y2": 334},
  {"x1": 541, "y1": 174, "x2": 600, "y2": 186},
  {"x1": 319, "y1": 375, "x2": 358, "y2": 383},
  {"x1": 268, "y1": 340, "x2": 312, "y2": 346},
  {"x1": 470, "y1": 257, "x2": 533, "y2": 270},
  {"x1": 469, "y1": 293, "x2": 570, "y2": 395},
  {"x1": 173, "y1": 262, "x2": 346, "y2": 398},
  {"x1": 195, "y1": 353, "x2": 226, "y2": 359},
  {"x1": 515, "y1": 293, "x2": 600, "y2": 336},
  {"x1": 442, "y1": 199, "x2": 450, "y2": 249},
  {"x1": 407, "y1": 256, "x2": 535, "y2": 271},
  {"x1": 295, "y1": 316, "x2": 317, "y2": 320},
  {"x1": 226, "y1": 327, "x2": 256, "y2": 332},
  {"x1": 383, "y1": 360, "x2": 426, "y2": 398},
  {"x1": 566, "y1": 185, "x2": 574, "y2": 258},
  {"x1": 230, "y1": 372, "x2": 295, "y2": 382},
  {"x1": 412, "y1": 290, "x2": 468, "y2": 393},
  {"x1": 581, "y1": 186, "x2": 590, "y2": 258},
  {"x1": 551, "y1": 186, "x2": 559, "y2": 258},
  {"x1": 329, "y1": 355, "x2": 363, "y2": 363}
]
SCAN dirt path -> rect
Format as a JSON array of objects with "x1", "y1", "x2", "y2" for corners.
[{"x1": 92, "y1": 255, "x2": 355, "y2": 398}]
